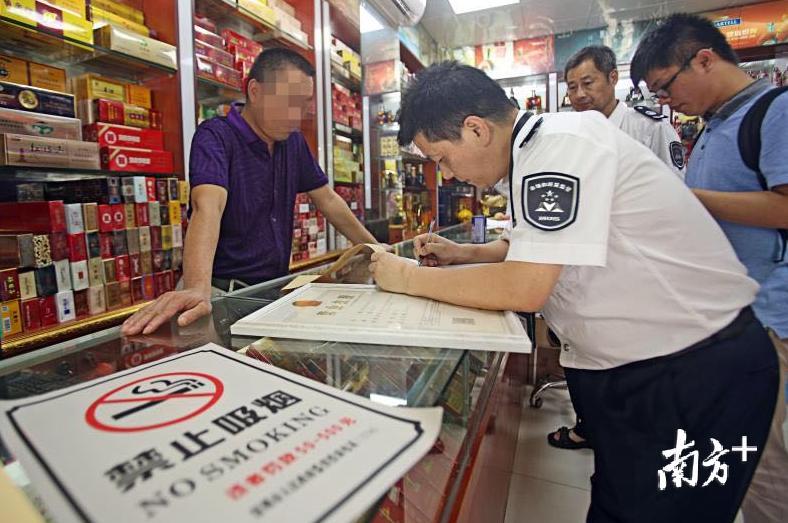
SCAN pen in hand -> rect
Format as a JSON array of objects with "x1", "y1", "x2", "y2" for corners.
[{"x1": 418, "y1": 219, "x2": 436, "y2": 266}]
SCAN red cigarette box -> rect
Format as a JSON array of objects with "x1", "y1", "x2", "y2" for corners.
[
  {"x1": 38, "y1": 295, "x2": 58, "y2": 327},
  {"x1": 135, "y1": 203, "x2": 150, "y2": 226},
  {"x1": 83, "y1": 123, "x2": 165, "y2": 150},
  {"x1": 73, "y1": 289, "x2": 89, "y2": 318},
  {"x1": 131, "y1": 276, "x2": 144, "y2": 302},
  {"x1": 21, "y1": 298, "x2": 41, "y2": 331},
  {"x1": 115, "y1": 254, "x2": 130, "y2": 281},
  {"x1": 101, "y1": 147, "x2": 174, "y2": 174},
  {"x1": 97, "y1": 204, "x2": 114, "y2": 233},
  {"x1": 99, "y1": 232, "x2": 113, "y2": 258},
  {"x1": 145, "y1": 177, "x2": 156, "y2": 201},
  {"x1": 129, "y1": 253, "x2": 141, "y2": 278},
  {"x1": 156, "y1": 179, "x2": 168, "y2": 203},
  {"x1": 48, "y1": 232, "x2": 69, "y2": 261},
  {"x1": 110, "y1": 204, "x2": 126, "y2": 230},
  {"x1": 0, "y1": 268, "x2": 19, "y2": 301},
  {"x1": 0, "y1": 201, "x2": 66, "y2": 233},
  {"x1": 67, "y1": 233, "x2": 87, "y2": 261},
  {"x1": 150, "y1": 226, "x2": 162, "y2": 250},
  {"x1": 153, "y1": 270, "x2": 174, "y2": 296},
  {"x1": 141, "y1": 274, "x2": 155, "y2": 300},
  {"x1": 119, "y1": 280, "x2": 132, "y2": 306}
]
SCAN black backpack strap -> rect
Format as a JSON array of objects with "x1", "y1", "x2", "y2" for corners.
[{"x1": 737, "y1": 85, "x2": 788, "y2": 262}]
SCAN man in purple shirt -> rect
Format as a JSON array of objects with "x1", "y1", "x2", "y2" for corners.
[{"x1": 123, "y1": 48, "x2": 377, "y2": 335}]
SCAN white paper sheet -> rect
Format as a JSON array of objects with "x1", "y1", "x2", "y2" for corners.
[
  {"x1": 0, "y1": 344, "x2": 442, "y2": 523},
  {"x1": 231, "y1": 283, "x2": 531, "y2": 352}
]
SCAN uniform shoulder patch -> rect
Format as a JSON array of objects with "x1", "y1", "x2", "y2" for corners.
[
  {"x1": 521, "y1": 172, "x2": 579, "y2": 231},
  {"x1": 669, "y1": 141, "x2": 685, "y2": 169},
  {"x1": 634, "y1": 105, "x2": 667, "y2": 121}
]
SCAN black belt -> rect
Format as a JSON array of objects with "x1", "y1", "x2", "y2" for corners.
[{"x1": 211, "y1": 276, "x2": 256, "y2": 292}]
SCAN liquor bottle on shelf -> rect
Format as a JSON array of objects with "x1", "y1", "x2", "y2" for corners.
[{"x1": 526, "y1": 90, "x2": 542, "y2": 113}]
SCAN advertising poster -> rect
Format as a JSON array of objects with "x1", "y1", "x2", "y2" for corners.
[
  {"x1": 0, "y1": 345, "x2": 442, "y2": 522},
  {"x1": 705, "y1": 0, "x2": 788, "y2": 48}
]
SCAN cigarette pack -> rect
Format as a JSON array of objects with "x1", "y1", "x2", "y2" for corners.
[
  {"x1": 0, "y1": 1, "x2": 93, "y2": 45},
  {"x1": 69, "y1": 260, "x2": 88, "y2": 291},
  {"x1": 115, "y1": 254, "x2": 130, "y2": 281},
  {"x1": 28, "y1": 62, "x2": 67, "y2": 93},
  {"x1": 67, "y1": 233, "x2": 87, "y2": 261},
  {"x1": 99, "y1": 232, "x2": 113, "y2": 258},
  {"x1": 105, "y1": 281, "x2": 121, "y2": 309},
  {"x1": 32, "y1": 235, "x2": 52, "y2": 268},
  {"x1": 149, "y1": 201, "x2": 161, "y2": 226},
  {"x1": 1, "y1": 300, "x2": 22, "y2": 336},
  {"x1": 73, "y1": 288, "x2": 89, "y2": 318},
  {"x1": 71, "y1": 73, "x2": 125, "y2": 102},
  {"x1": 0, "y1": 55, "x2": 28, "y2": 85},
  {"x1": 91, "y1": 0, "x2": 144, "y2": 23},
  {"x1": 64, "y1": 203, "x2": 84, "y2": 234},
  {"x1": 79, "y1": 99, "x2": 150, "y2": 128},
  {"x1": 179, "y1": 181, "x2": 189, "y2": 204},
  {"x1": 125, "y1": 84, "x2": 152, "y2": 109},
  {"x1": 126, "y1": 227, "x2": 140, "y2": 254},
  {"x1": 133, "y1": 178, "x2": 149, "y2": 204},
  {"x1": 0, "y1": 234, "x2": 34, "y2": 268},
  {"x1": 155, "y1": 179, "x2": 168, "y2": 203},
  {"x1": 138, "y1": 226, "x2": 151, "y2": 252},
  {"x1": 171, "y1": 224, "x2": 183, "y2": 248},
  {"x1": 21, "y1": 298, "x2": 41, "y2": 331},
  {"x1": 0, "y1": 201, "x2": 65, "y2": 233},
  {"x1": 101, "y1": 146, "x2": 173, "y2": 173},
  {"x1": 18, "y1": 270, "x2": 36, "y2": 300},
  {"x1": 34, "y1": 265, "x2": 57, "y2": 296},
  {"x1": 158, "y1": 204, "x2": 170, "y2": 225},
  {"x1": 195, "y1": 40, "x2": 235, "y2": 68},
  {"x1": 110, "y1": 204, "x2": 126, "y2": 230},
  {"x1": 87, "y1": 285, "x2": 106, "y2": 314},
  {"x1": 151, "y1": 250, "x2": 163, "y2": 272},
  {"x1": 88, "y1": 257, "x2": 103, "y2": 286},
  {"x1": 0, "y1": 268, "x2": 19, "y2": 301},
  {"x1": 168, "y1": 201, "x2": 182, "y2": 225},
  {"x1": 55, "y1": 290, "x2": 76, "y2": 323},
  {"x1": 82, "y1": 203, "x2": 99, "y2": 232},
  {"x1": 140, "y1": 251, "x2": 152, "y2": 274},
  {"x1": 150, "y1": 226, "x2": 162, "y2": 250},
  {"x1": 154, "y1": 270, "x2": 174, "y2": 296},
  {"x1": 119, "y1": 279, "x2": 132, "y2": 306},
  {"x1": 129, "y1": 253, "x2": 141, "y2": 278},
  {"x1": 167, "y1": 178, "x2": 179, "y2": 201},
  {"x1": 53, "y1": 259, "x2": 72, "y2": 292},
  {"x1": 89, "y1": 5, "x2": 150, "y2": 37},
  {"x1": 0, "y1": 81, "x2": 76, "y2": 117},
  {"x1": 172, "y1": 247, "x2": 182, "y2": 270},
  {"x1": 0, "y1": 107, "x2": 81, "y2": 140},
  {"x1": 194, "y1": 25, "x2": 225, "y2": 49},
  {"x1": 103, "y1": 258, "x2": 116, "y2": 283},
  {"x1": 161, "y1": 225, "x2": 173, "y2": 250},
  {"x1": 221, "y1": 29, "x2": 263, "y2": 54},
  {"x1": 131, "y1": 276, "x2": 143, "y2": 302},
  {"x1": 120, "y1": 177, "x2": 135, "y2": 203},
  {"x1": 85, "y1": 231, "x2": 100, "y2": 258},
  {"x1": 112, "y1": 229, "x2": 128, "y2": 256},
  {"x1": 50, "y1": 231, "x2": 71, "y2": 261},
  {"x1": 135, "y1": 202, "x2": 150, "y2": 225},
  {"x1": 94, "y1": 26, "x2": 178, "y2": 70},
  {"x1": 83, "y1": 123, "x2": 164, "y2": 150},
  {"x1": 0, "y1": 133, "x2": 100, "y2": 169},
  {"x1": 37, "y1": 295, "x2": 57, "y2": 326},
  {"x1": 141, "y1": 273, "x2": 155, "y2": 300},
  {"x1": 124, "y1": 203, "x2": 136, "y2": 227}
]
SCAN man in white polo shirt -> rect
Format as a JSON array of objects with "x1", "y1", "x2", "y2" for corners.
[{"x1": 367, "y1": 61, "x2": 778, "y2": 521}]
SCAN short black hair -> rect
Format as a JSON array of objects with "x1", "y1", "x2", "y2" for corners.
[
  {"x1": 564, "y1": 45, "x2": 617, "y2": 79},
  {"x1": 631, "y1": 13, "x2": 738, "y2": 86},
  {"x1": 398, "y1": 61, "x2": 515, "y2": 146},
  {"x1": 247, "y1": 47, "x2": 315, "y2": 89}
]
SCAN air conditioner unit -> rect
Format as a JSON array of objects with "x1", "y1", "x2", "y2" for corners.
[{"x1": 366, "y1": 0, "x2": 426, "y2": 27}]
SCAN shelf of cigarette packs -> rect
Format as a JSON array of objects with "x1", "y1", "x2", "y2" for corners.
[{"x1": 291, "y1": 193, "x2": 328, "y2": 265}]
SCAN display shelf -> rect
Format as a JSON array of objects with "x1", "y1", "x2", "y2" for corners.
[
  {"x1": 333, "y1": 179, "x2": 363, "y2": 185},
  {"x1": 377, "y1": 153, "x2": 429, "y2": 163},
  {"x1": 0, "y1": 18, "x2": 177, "y2": 83},
  {"x1": 196, "y1": 0, "x2": 312, "y2": 51},
  {"x1": 331, "y1": 62, "x2": 362, "y2": 91},
  {"x1": 197, "y1": 76, "x2": 244, "y2": 106},
  {"x1": 333, "y1": 122, "x2": 363, "y2": 140},
  {"x1": 0, "y1": 302, "x2": 150, "y2": 358},
  {"x1": 328, "y1": 2, "x2": 360, "y2": 53},
  {"x1": 0, "y1": 166, "x2": 177, "y2": 180}
]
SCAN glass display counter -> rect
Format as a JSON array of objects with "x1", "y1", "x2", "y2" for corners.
[{"x1": 0, "y1": 223, "x2": 518, "y2": 522}]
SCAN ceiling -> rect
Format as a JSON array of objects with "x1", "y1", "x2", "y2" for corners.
[{"x1": 420, "y1": 0, "x2": 768, "y2": 48}]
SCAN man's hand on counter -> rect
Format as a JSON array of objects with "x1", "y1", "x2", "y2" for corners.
[
  {"x1": 413, "y1": 234, "x2": 466, "y2": 266},
  {"x1": 121, "y1": 289, "x2": 213, "y2": 336}
]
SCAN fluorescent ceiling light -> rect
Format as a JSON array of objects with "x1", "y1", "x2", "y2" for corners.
[
  {"x1": 448, "y1": 0, "x2": 519, "y2": 15},
  {"x1": 361, "y1": 4, "x2": 384, "y2": 33}
]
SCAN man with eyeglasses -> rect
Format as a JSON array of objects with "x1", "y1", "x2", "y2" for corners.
[{"x1": 633, "y1": 13, "x2": 788, "y2": 523}]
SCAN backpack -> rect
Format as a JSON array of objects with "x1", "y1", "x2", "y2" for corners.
[{"x1": 693, "y1": 85, "x2": 788, "y2": 262}]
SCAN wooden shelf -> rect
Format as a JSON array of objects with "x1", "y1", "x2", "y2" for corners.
[
  {"x1": 331, "y1": 62, "x2": 362, "y2": 92},
  {"x1": 0, "y1": 167, "x2": 178, "y2": 179},
  {"x1": 333, "y1": 122, "x2": 363, "y2": 141}
]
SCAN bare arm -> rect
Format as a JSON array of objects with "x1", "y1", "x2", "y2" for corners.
[
  {"x1": 182, "y1": 185, "x2": 228, "y2": 294},
  {"x1": 308, "y1": 185, "x2": 377, "y2": 244},
  {"x1": 692, "y1": 185, "x2": 788, "y2": 229}
]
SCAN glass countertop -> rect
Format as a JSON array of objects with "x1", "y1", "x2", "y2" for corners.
[{"x1": 0, "y1": 222, "x2": 511, "y2": 522}]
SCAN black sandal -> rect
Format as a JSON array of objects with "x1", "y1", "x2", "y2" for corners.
[{"x1": 547, "y1": 426, "x2": 591, "y2": 450}]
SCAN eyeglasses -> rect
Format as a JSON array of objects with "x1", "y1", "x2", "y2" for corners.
[{"x1": 650, "y1": 48, "x2": 709, "y2": 102}]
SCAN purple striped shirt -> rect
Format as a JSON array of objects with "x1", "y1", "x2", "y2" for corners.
[{"x1": 189, "y1": 103, "x2": 327, "y2": 281}]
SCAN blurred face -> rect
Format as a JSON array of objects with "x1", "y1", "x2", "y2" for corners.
[
  {"x1": 565, "y1": 59, "x2": 617, "y2": 113},
  {"x1": 246, "y1": 66, "x2": 314, "y2": 140},
  {"x1": 644, "y1": 49, "x2": 713, "y2": 116},
  {"x1": 413, "y1": 116, "x2": 508, "y2": 189}
]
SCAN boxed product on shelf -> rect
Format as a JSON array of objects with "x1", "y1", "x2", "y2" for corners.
[
  {"x1": 0, "y1": 1, "x2": 94, "y2": 45},
  {"x1": 93, "y1": 25, "x2": 178, "y2": 70},
  {"x1": 37, "y1": 0, "x2": 87, "y2": 17},
  {"x1": 0, "y1": 81, "x2": 76, "y2": 118},
  {"x1": 0, "y1": 234, "x2": 35, "y2": 268},
  {"x1": 0, "y1": 268, "x2": 20, "y2": 301},
  {"x1": 89, "y1": 6, "x2": 150, "y2": 37},
  {"x1": 71, "y1": 74, "x2": 126, "y2": 102},
  {"x1": 125, "y1": 84, "x2": 152, "y2": 109},
  {"x1": 1, "y1": 299, "x2": 22, "y2": 336},
  {"x1": 49, "y1": 232, "x2": 68, "y2": 261},
  {"x1": 194, "y1": 25, "x2": 225, "y2": 49},
  {"x1": 0, "y1": 201, "x2": 66, "y2": 234},
  {"x1": 91, "y1": 0, "x2": 144, "y2": 24},
  {"x1": 196, "y1": 56, "x2": 243, "y2": 89},
  {"x1": 0, "y1": 55, "x2": 29, "y2": 85},
  {"x1": 193, "y1": 14, "x2": 217, "y2": 33},
  {"x1": 21, "y1": 298, "x2": 41, "y2": 330},
  {"x1": 100, "y1": 146, "x2": 174, "y2": 173},
  {"x1": 55, "y1": 289, "x2": 76, "y2": 322},
  {"x1": 0, "y1": 133, "x2": 100, "y2": 169},
  {"x1": 19, "y1": 270, "x2": 36, "y2": 299},
  {"x1": 237, "y1": 0, "x2": 277, "y2": 26},
  {"x1": 221, "y1": 29, "x2": 263, "y2": 55},
  {"x1": 195, "y1": 40, "x2": 235, "y2": 69},
  {"x1": 0, "y1": 108, "x2": 82, "y2": 140},
  {"x1": 27, "y1": 62, "x2": 67, "y2": 92},
  {"x1": 83, "y1": 123, "x2": 164, "y2": 150},
  {"x1": 78, "y1": 99, "x2": 150, "y2": 129}
]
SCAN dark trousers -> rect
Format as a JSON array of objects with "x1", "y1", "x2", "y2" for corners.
[{"x1": 565, "y1": 308, "x2": 778, "y2": 523}]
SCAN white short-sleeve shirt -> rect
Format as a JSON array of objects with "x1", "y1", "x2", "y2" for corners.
[
  {"x1": 608, "y1": 101, "x2": 686, "y2": 179},
  {"x1": 505, "y1": 110, "x2": 758, "y2": 370}
]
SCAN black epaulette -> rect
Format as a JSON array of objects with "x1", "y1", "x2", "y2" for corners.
[
  {"x1": 519, "y1": 117, "x2": 543, "y2": 148},
  {"x1": 634, "y1": 105, "x2": 667, "y2": 121}
]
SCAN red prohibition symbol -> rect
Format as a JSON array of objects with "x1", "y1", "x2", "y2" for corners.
[{"x1": 85, "y1": 372, "x2": 224, "y2": 433}]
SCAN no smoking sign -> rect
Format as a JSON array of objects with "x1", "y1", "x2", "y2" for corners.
[{"x1": 85, "y1": 372, "x2": 224, "y2": 433}]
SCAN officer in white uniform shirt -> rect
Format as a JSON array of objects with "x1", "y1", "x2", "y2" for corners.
[
  {"x1": 368, "y1": 62, "x2": 778, "y2": 522},
  {"x1": 565, "y1": 45, "x2": 686, "y2": 178}
]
